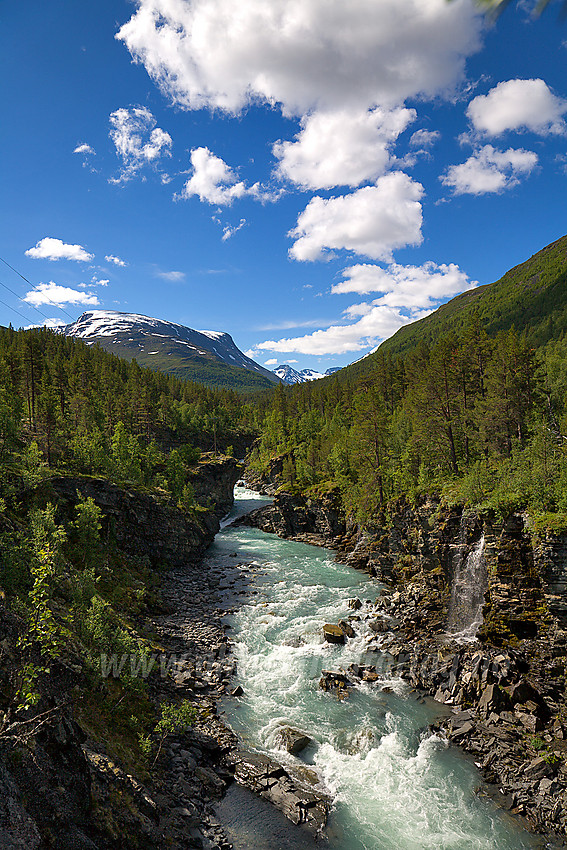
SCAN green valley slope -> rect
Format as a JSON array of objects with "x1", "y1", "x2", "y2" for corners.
[
  {"x1": 64, "y1": 311, "x2": 279, "y2": 393},
  {"x1": 383, "y1": 234, "x2": 567, "y2": 355},
  {"x1": 341, "y1": 233, "x2": 567, "y2": 382}
]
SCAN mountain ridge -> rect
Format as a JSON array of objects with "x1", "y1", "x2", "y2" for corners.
[
  {"x1": 274, "y1": 364, "x2": 340, "y2": 384},
  {"x1": 64, "y1": 310, "x2": 279, "y2": 392},
  {"x1": 379, "y1": 233, "x2": 567, "y2": 358},
  {"x1": 330, "y1": 232, "x2": 567, "y2": 385}
]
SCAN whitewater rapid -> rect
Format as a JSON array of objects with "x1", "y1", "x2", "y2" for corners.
[{"x1": 211, "y1": 486, "x2": 536, "y2": 850}]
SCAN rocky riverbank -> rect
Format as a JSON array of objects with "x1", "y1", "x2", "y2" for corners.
[
  {"x1": 0, "y1": 458, "x2": 245, "y2": 849},
  {"x1": 241, "y1": 488, "x2": 567, "y2": 844},
  {"x1": 0, "y1": 465, "x2": 335, "y2": 849},
  {"x1": 147, "y1": 544, "x2": 331, "y2": 848}
]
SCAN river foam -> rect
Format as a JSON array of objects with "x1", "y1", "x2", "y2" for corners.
[{"x1": 212, "y1": 487, "x2": 536, "y2": 850}]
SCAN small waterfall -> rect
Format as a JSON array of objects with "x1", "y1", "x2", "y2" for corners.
[{"x1": 447, "y1": 521, "x2": 488, "y2": 643}]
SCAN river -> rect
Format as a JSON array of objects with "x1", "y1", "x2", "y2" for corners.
[{"x1": 211, "y1": 486, "x2": 538, "y2": 850}]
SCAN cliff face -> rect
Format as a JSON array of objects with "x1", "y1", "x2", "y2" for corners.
[
  {"x1": 188, "y1": 456, "x2": 241, "y2": 519},
  {"x1": 243, "y1": 488, "x2": 567, "y2": 837},
  {"x1": 0, "y1": 457, "x2": 241, "y2": 850},
  {"x1": 27, "y1": 457, "x2": 241, "y2": 569},
  {"x1": 239, "y1": 489, "x2": 345, "y2": 545}
]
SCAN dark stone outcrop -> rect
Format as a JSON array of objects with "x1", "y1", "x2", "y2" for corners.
[
  {"x1": 26, "y1": 456, "x2": 241, "y2": 569},
  {"x1": 238, "y1": 489, "x2": 345, "y2": 545},
  {"x1": 323, "y1": 623, "x2": 345, "y2": 644},
  {"x1": 229, "y1": 749, "x2": 329, "y2": 836},
  {"x1": 274, "y1": 727, "x2": 312, "y2": 755},
  {"x1": 188, "y1": 456, "x2": 242, "y2": 519}
]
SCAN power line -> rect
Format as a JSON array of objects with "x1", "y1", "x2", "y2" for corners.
[
  {"x1": 0, "y1": 276, "x2": 56, "y2": 323},
  {"x1": 0, "y1": 255, "x2": 77, "y2": 322},
  {"x1": 0, "y1": 296, "x2": 36, "y2": 326}
]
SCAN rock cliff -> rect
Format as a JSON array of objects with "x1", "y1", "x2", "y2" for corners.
[
  {"x1": 237, "y1": 488, "x2": 345, "y2": 546},
  {"x1": 243, "y1": 486, "x2": 567, "y2": 840},
  {"x1": 0, "y1": 457, "x2": 241, "y2": 850}
]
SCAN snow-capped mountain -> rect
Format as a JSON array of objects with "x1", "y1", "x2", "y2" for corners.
[
  {"x1": 274, "y1": 364, "x2": 341, "y2": 384},
  {"x1": 64, "y1": 311, "x2": 279, "y2": 391}
]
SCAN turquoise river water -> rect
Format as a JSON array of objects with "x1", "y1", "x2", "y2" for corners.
[{"x1": 210, "y1": 486, "x2": 541, "y2": 850}]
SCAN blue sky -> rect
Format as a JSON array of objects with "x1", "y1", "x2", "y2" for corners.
[{"x1": 2, "y1": 0, "x2": 567, "y2": 373}]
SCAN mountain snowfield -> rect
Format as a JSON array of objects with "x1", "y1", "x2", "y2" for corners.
[
  {"x1": 63, "y1": 312, "x2": 344, "y2": 389},
  {"x1": 63, "y1": 311, "x2": 279, "y2": 390},
  {"x1": 274, "y1": 363, "x2": 341, "y2": 384}
]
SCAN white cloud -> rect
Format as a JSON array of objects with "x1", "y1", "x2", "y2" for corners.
[
  {"x1": 441, "y1": 144, "x2": 537, "y2": 195},
  {"x1": 105, "y1": 254, "x2": 127, "y2": 266},
  {"x1": 117, "y1": 0, "x2": 482, "y2": 116},
  {"x1": 333, "y1": 261, "x2": 475, "y2": 308},
  {"x1": 23, "y1": 282, "x2": 99, "y2": 307},
  {"x1": 289, "y1": 171, "x2": 423, "y2": 262},
  {"x1": 274, "y1": 106, "x2": 415, "y2": 190},
  {"x1": 74, "y1": 143, "x2": 95, "y2": 155},
  {"x1": 257, "y1": 318, "x2": 329, "y2": 330},
  {"x1": 156, "y1": 270, "x2": 185, "y2": 281},
  {"x1": 25, "y1": 237, "x2": 94, "y2": 262},
  {"x1": 256, "y1": 306, "x2": 414, "y2": 355},
  {"x1": 255, "y1": 257, "x2": 474, "y2": 355},
  {"x1": 109, "y1": 106, "x2": 172, "y2": 182},
  {"x1": 409, "y1": 129, "x2": 440, "y2": 148},
  {"x1": 222, "y1": 219, "x2": 247, "y2": 241},
  {"x1": 179, "y1": 147, "x2": 261, "y2": 205},
  {"x1": 467, "y1": 78, "x2": 567, "y2": 136},
  {"x1": 264, "y1": 358, "x2": 278, "y2": 365},
  {"x1": 24, "y1": 318, "x2": 68, "y2": 330}
]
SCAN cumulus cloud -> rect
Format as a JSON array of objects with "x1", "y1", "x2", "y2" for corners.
[
  {"x1": 255, "y1": 306, "x2": 414, "y2": 355},
  {"x1": 74, "y1": 143, "x2": 95, "y2": 155},
  {"x1": 332, "y1": 261, "x2": 475, "y2": 308},
  {"x1": 264, "y1": 358, "x2": 278, "y2": 365},
  {"x1": 467, "y1": 79, "x2": 567, "y2": 136},
  {"x1": 105, "y1": 254, "x2": 127, "y2": 266},
  {"x1": 289, "y1": 172, "x2": 423, "y2": 262},
  {"x1": 253, "y1": 258, "x2": 475, "y2": 355},
  {"x1": 109, "y1": 106, "x2": 172, "y2": 182},
  {"x1": 274, "y1": 106, "x2": 415, "y2": 190},
  {"x1": 179, "y1": 147, "x2": 265, "y2": 205},
  {"x1": 117, "y1": 0, "x2": 482, "y2": 116},
  {"x1": 25, "y1": 237, "x2": 94, "y2": 262},
  {"x1": 23, "y1": 282, "x2": 99, "y2": 307},
  {"x1": 409, "y1": 129, "x2": 440, "y2": 148},
  {"x1": 25, "y1": 318, "x2": 68, "y2": 330},
  {"x1": 441, "y1": 144, "x2": 537, "y2": 194}
]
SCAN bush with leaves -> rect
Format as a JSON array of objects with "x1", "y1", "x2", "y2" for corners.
[
  {"x1": 15, "y1": 505, "x2": 67, "y2": 709},
  {"x1": 70, "y1": 494, "x2": 103, "y2": 568},
  {"x1": 139, "y1": 700, "x2": 198, "y2": 767}
]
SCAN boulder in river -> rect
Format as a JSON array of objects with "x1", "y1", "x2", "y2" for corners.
[
  {"x1": 323, "y1": 624, "x2": 345, "y2": 644},
  {"x1": 319, "y1": 670, "x2": 351, "y2": 695},
  {"x1": 275, "y1": 726, "x2": 312, "y2": 755},
  {"x1": 338, "y1": 619, "x2": 355, "y2": 638},
  {"x1": 229, "y1": 749, "x2": 330, "y2": 836}
]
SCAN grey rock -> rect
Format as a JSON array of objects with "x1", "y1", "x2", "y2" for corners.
[{"x1": 275, "y1": 727, "x2": 313, "y2": 755}]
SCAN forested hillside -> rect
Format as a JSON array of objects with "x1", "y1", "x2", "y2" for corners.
[
  {"x1": 248, "y1": 318, "x2": 567, "y2": 525},
  {"x1": 0, "y1": 325, "x2": 255, "y2": 486},
  {"x1": 352, "y1": 233, "x2": 567, "y2": 371}
]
